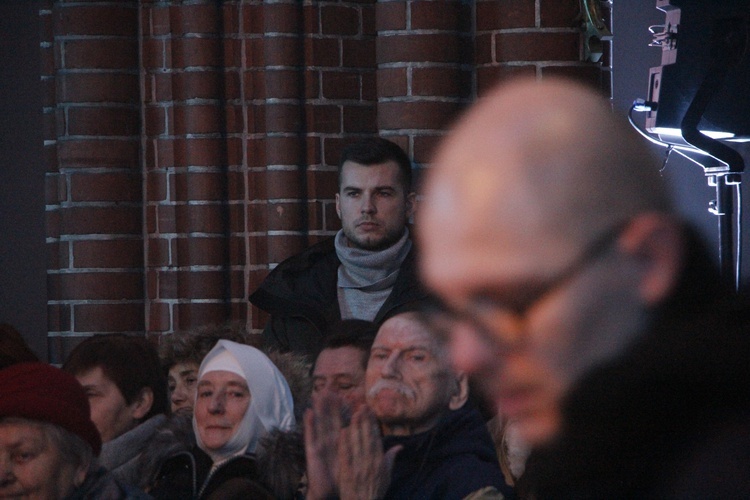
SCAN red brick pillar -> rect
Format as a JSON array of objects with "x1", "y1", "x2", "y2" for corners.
[
  {"x1": 375, "y1": 0, "x2": 471, "y2": 166},
  {"x1": 243, "y1": 2, "x2": 376, "y2": 330},
  {"x1": 43, "y1": 1, "x2": 142, "y2": 362},
  {"x1": 141, "y1": 2, "x2": 246, "y2": 333}
]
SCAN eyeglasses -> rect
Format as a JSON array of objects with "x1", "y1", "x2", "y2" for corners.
[{"x1": 423, "y1": 222, "x2": 627, "y2": 345}]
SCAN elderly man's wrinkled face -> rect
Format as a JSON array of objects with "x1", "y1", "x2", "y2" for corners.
[
  {"x1": 365, "y1": 312, "x2": 463, "y2": 436},
  {"x1": 312, "y1": 346, "x2": 368, "y2": 413},
  {"x1": 0, "y1": 420, "x2": 85, "y2": 499},
  {"x1": 194, "y1": 370, "x2": 251, "y2": 451}
]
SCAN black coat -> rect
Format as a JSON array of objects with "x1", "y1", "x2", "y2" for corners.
[
  {"x1": 520, "y1": 238, "x2": 750, "y2": 499},
  {"x1": 149, "y1": 447, "x2": 273, "y2": 500},
  {"x1": 249, "y1": 235, "x2": 428, "y2": 357},
  {"x1": 382, "y1": 405, "x2": 514, "y2": 500}
]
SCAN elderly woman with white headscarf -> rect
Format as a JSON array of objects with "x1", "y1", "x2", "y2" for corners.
[{"x1": 150, "y1": 340, "x2": 295, "y2": 499}]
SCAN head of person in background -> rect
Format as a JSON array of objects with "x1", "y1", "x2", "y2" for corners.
[
  {"x1": 311, "y1": 319, "x2": 378, "y2": 419},
  {"x1": 0, "y1": 362, "x2": 112, "y2": 498},
  {"x1": 63, "y1": 334, "x2": 168, "y2": 444},
  {"x1": 192, "y1": 340, "x2": 295, "y2": 462},
  {"x1": 158, "y1": 322, "x2": 261, "y2": 416},
  {"x1": 366, "y1": 310, "x2": 469, "y2": 436},
  {"x1": 148, "y1": 340, "x2": 296, "y2": 498},
  {"x1": 418, "y1": 77, "x2": 686, "y2": 449},
  {"x1": 336, "y1": 137, "x2": 416, "y2": 251},
  {"x1": 0, "y1": 323, "x2": 38, "y2": 370}
]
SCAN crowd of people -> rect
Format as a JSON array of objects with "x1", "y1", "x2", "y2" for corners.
[{"x1": 2, "y1": 76, "x2": 749, "y2": 499}]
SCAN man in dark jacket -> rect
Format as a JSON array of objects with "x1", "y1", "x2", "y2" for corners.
[
  {"x1": 250, "y1": 138, "x2": 427, "y2": 357},
  {"x1": 417, "y1": 77, "x2": 750, "y2": 497},
  {"x1": 305, "y1": 311, "x2": 513, "y2": 499}
]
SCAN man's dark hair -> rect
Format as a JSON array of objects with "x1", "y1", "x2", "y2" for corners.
[
  {"x1": 314, "y1": 319, "x2": 378, "y2": 372},
  {"x1": 338, "y1": 137, "x2": 413, "y2": 193},
  {"x1": 63, "y1": 334, "x2": 168, "y2": 421}
]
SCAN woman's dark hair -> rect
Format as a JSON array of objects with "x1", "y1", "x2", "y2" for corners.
[{"x1": 63, "y1": 334, "x2": 168, "y2": 421}]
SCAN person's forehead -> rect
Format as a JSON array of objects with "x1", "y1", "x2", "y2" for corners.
[
  {"x1": 340, "y1": 160, "x2": 402, "y2": 187},
  {"x1": 199, "y1": 370, "x2": 247, "y2": 386},
  {"x1": 75, "y1": 365, "x2": 115, "y2": 386},
  {"x1": 314, "y1": 346, "x2": 367, "y2": 374},
  {"x1": 169, "y1": 362, "x2": 199, "y2": 376},
  {"x1": 374, "y1": 315, "x2": 435, "y2": 350},
  {"x1": 0, "y1": 419, "x2": 46, "y2": 446}
]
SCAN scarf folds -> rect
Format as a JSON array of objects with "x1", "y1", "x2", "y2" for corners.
[
  {"x1": 335, "y1": 228, "x2": 412, "y2": 320},
  {"x1": 335, "y1": 228, "x2": 411, "y2": 289}
]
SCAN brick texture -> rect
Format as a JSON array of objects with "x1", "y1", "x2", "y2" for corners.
[{"x1": 41, "y1": 0, "x2": 606, "y2": 353}]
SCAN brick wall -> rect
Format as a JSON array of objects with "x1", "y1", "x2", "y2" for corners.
[
  {"x1": 41, "y1": 0, "x2": 605, "y2": 361},
  {"x1": 42, "y1": 1, "x2": 143, "y2": 362}
]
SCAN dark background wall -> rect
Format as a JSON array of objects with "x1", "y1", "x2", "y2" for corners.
[{"x1": 0, "y1": 1, "x2": 47, "y2": 360}]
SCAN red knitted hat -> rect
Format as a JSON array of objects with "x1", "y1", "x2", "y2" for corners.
[{"x1": 0, "y1": 362, "x2": 102, "y2": 455}]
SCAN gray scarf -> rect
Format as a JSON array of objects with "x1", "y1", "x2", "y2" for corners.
[{"x1": 335, "y1": 228, "x2": 412, "y2": 320}]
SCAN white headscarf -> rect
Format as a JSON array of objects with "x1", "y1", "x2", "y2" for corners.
[{"x1": 193, "y1": 340, "x2": 295, "y2": 463}]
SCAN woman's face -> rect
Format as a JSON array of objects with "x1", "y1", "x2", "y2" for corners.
[
  {"x1": 0, "y1": 419, "x2": 87, "y2": 499},
  {"x1": 168, "y1": 362, "x2": 199, "y2": 415},
  {"x1": 194, "y1": 370, "x2": 251, "y2": 451}
]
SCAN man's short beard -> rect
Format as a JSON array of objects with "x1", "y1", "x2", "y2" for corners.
[{"x1": 344, "y1": 226, "x2": 405, "y2": 251}]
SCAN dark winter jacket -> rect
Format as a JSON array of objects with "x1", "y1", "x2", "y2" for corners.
[
  {"x1": 136, "y1": 413, "x2": 196, "y2": 492},
  {"x1": 149, "y1": 447, "x2": 273, "y2": 500},
  {"x1": 101, "y1": 414, "x2": 168, "y2": 488},
  {"x1": 520, "y1": 235, "x2": 750, "y2": 498},
  {"x1": 382, "y1": 405, "x2": 514, "y2": 500},
  {"x1": 250, "y1": 235, "x2": 428, "y2": 357},
  {"x1": 66, "y1": 466, "x2": 152, "y2": 500}
]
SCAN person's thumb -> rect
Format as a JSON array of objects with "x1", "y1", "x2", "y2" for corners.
[{"x1": 382, "y1": 445, "x2": 403, "y2": 476}]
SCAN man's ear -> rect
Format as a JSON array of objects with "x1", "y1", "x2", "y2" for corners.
[
  {"x1": 405, "y1": 191, "x2": 417, "y2": 219},
  {"x1": 335, "y1": 193, "x2": 342, "y2": 219},
  {"x1": 617, "y1": 213, "x2": 684, "y2": 306},
  {"x1": 448, "y1": 372, "x2": 470, "y2": 411},
  {"x1": 130, "y1": 387, "x2": 154, "y2": 420},
  {"x1": 73, "y1": 463, "x2": 88, "y2": 488}
]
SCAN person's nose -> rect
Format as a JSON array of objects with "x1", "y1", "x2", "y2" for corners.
[
  {"x1": 360, "y1": 192, "x2": 376, "y2": 214},
  {"x1": 380, "y1": 352, "x2": 401, "y2": 378},
  {"x1": 207, "y1": 391, "x2": 226, "y2": 414},
  {"x1": 171, "y1": 383, "x2": 188, "y2": 407},
  {"x1": 0, "y1": 453, "x2": 15, "y2": 488},
  {"x1": 318, "y1": 383, "x2": 337, "y2": 400}
]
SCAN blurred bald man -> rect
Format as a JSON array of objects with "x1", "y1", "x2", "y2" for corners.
[{"x1": 418, "y1": 77, "x2": 750, "y2": 497}]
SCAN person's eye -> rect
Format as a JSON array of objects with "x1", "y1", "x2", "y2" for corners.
[
  {"x1": 168, "y1": 384, "x2": 176, "y2": 392},
  {"x1": 197, "y1": 390, "x2": 212, "y2": 398},
  {"x1": 186, "y1": 377, "x2": 197, "y2": 387},
  {"x1": 13, "y1": 452, "x2": 35, "y2": 463},
  {"x1": 337, "y1": 384, "x2": 354, "y2": 390},
  {"x1": 370, "y1": 351, "x2": 387, "y2": 361}
]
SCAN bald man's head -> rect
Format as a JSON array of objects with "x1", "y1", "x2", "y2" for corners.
[
  {"x1": 417, "y1": 78, "x2": 686, "y2": 447},
  {"x1": 424, "y1": 78, "x2": 671, "y2": 266}
]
